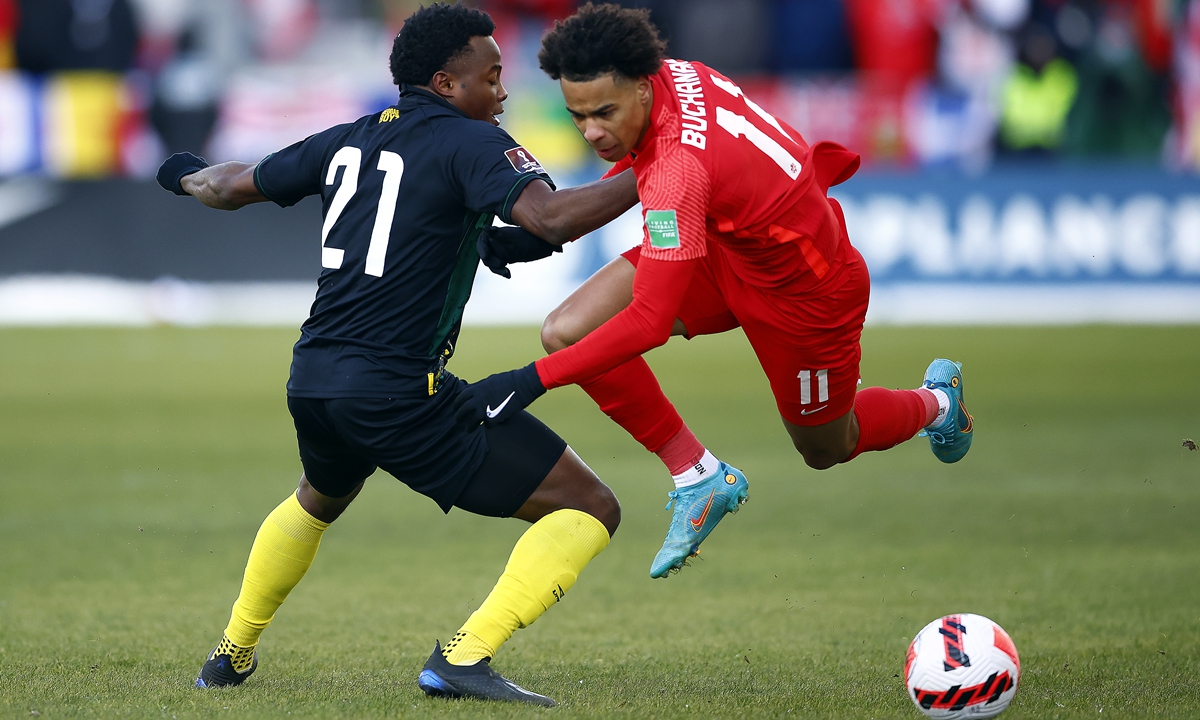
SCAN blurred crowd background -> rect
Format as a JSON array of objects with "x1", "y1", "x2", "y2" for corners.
[{"x1": 0, "y1": 0, "x2": 1193, "y2": 179}]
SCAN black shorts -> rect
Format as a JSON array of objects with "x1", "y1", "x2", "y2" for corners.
[{"x1": 287, "y1": 376, "x2": 566, "y2": 517}]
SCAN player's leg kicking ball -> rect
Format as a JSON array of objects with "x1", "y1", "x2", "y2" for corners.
[{"x1": 919, "y1": 359, "x2": 974, "y2": 463}]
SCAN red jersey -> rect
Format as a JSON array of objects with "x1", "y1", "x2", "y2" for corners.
[
  {"x1": 612, "y1": 60, "x2": 860, "y2": 295},
  {"x1": 534, "y1": 61, "x2": 862, "y2": 391}
]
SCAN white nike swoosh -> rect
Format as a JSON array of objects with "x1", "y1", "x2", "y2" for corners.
[
  {"x1": 799, "y1": 405, "x2": 828, "y2": 416},
  {"x1": 486, "y1": 391, "x2": 516, "y2": 418}
]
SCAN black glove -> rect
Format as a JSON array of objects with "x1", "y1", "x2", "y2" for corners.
[
  {"x1": 156, "y1": 152, "x2": 209, "y2": 196},
  {"x1": 453, "y1": 363, "x2": 547, "y2": 429},
  {"x1": 477, "y1": 225, "x2": 562, "y2": 279}
]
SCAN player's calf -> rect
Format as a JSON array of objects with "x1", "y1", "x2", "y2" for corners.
[{"x1": 512, "y1": 446, "x2": 620, "y2": 535}]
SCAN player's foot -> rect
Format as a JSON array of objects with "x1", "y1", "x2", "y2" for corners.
[
  {"x1": 920, "y1": 359, "x2": 973, "y2": 463},
  {"x1": 195, "y1": 636, "x2": 258, "y2": 688},
  {"x1": 650, "y1": 462, "x2": 749, "y2": 578},
  {"x1": 417, "y1": 641, "x2": 555, "y2": 707}
]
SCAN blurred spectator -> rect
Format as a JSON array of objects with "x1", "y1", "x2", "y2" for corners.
[
  {"x1": 0, "y1": 0, "x2": 15, "y2": 68},
  {"x1": 1177, "y1": 0, "x2": 1200, "y2": 167},
  {"x1": 999, "y1": 19, "x2": 1077, "y2": 152},
  {"x1": 844, "y1": 0, "x2": 948, "y2": 90},
  {"x1": 1131, "y1": 0, "x2": 1173, "y2": 74},
  {"x1": 971, "y1": 0, "x2": 1031, "y2": 31},
  {"x1": 244, "y1": 0, "x2": 317, "y2": 61},
  {"x1": 150, "y1": 26, "x2": 220, "y2": 154},
  {"x1": 769, "y1": 0, "x2": 854, "y2": 73},
  {"x1": 1060, "y1": 1, "x2": 1171, "y2": 157},
  {"x1": 482, "y1": 0, "x2": 575, "y2": 20},
  {"x1": 620, "y1": 0, "x2": 770, "y2": 74},
  {"x1": 15, "y1": 0, "x2": 138, "y2": 72},
  {"x1": 939, "y1": 1, "x2": 1019, "y2": 96}
]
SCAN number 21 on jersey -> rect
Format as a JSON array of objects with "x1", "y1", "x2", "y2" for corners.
[{"x1": 321, "y1": 146, "x2": 404, "y2": 277}]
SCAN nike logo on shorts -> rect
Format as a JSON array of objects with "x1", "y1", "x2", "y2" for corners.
[
  {"x1": 486, "y1": 391, "x2": 516, "y2": 419},
  {"x1": 799, "y1": 405, "x2": 828, "y2": 416}
]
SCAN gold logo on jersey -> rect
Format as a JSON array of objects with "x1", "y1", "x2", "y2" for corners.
[{"x1": 379, "y1": 108, "x2": 400, "y2": 123}]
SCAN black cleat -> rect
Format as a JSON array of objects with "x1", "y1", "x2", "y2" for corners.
[
  {"x1": 195, "y1": 648, "x2": 257, "y2": 688},
  {"x1": 417, "y1": 641, "x2": 555, "y2": 707}
]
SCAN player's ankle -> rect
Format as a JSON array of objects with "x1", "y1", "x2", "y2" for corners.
[
  {"x1": 918, "y1": 387, "x2": 949, "y2": 428},
  {"x1": 442, "y1": 630, "x2": 495, "y2": 666},
  {"x1": 213, "y1": 633, "x2": 257, "y2": 673},
  {"x1": 671, "y1": 449, "x2": 721, "y2": 488}
]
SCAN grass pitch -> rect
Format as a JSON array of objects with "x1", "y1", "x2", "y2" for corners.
[{"x1": 0, "y1": 325, "x2": 1197, "y2": 719}]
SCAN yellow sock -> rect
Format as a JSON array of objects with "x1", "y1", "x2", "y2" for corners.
[
  {"x1": 443, "y1": 509, "x2": 610, "y2": 666},
  {"x1": 222, "y1": 492, "x2": 329, "y2": 654},
  {"x1": 209, "y1": 633, "x2": 257, "y2": 673}
]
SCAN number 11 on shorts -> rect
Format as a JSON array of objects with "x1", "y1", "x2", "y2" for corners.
[{"x1": 797, "y1": 369, "x2": 829, "y2": 406}]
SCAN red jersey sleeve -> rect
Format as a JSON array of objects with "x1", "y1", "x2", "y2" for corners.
[
  {"x1": 637, "y1": 147, "x2": 710, "y2": 262},
  {"x1": 534, "y1": 257, "x2": 697, "y2": 389}
]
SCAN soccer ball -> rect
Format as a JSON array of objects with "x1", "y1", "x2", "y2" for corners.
[{"x1": 904, "y1": 613, "x2": 1021, "y2": 719}]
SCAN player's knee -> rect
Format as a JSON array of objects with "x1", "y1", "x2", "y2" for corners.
[
  {"x1": 297, "y1": 475, "x2": 362, "y2": 523},
  {"x1": 790, "y1": 440, "x2": 845, "y2": 471},
  {"x1": 540, "y1": 309, "x2": 574, "y2": 354},
  {"x1": 584, "y1": 481, "x2": 621, "y2": 537}
]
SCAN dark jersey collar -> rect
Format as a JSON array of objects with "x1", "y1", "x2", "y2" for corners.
[{"x1": 399, "y1": 84, "x2": 469, "y2": 119}]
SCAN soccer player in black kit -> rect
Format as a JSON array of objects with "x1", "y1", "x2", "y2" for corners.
[{"x1": 155, "y1": 3, "x2": 638, "y2": 706}]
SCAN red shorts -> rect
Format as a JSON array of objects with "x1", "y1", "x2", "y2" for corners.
[{"x1": 622, "y1": 242, "x2": 870, "y2": 427}]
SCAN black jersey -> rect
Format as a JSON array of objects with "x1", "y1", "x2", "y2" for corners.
[{"x1": 254, "y1": 86, "x2": 554, "y2": 399}]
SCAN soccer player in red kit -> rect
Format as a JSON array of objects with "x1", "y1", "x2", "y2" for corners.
[{"x1": 457, "y1": 3, "x2": 973, "y2": 578}]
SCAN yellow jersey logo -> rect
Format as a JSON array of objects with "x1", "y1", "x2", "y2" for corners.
[{"x1": 379, "y1": 108, "x2": 400, "y2": 123}]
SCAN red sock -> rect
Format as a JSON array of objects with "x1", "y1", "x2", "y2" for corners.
[
  {"x1": 579, "y1": 357, "x2": 689, "y2": 469},
  {"x1": 656, "y1": 424, "x2": 707, "y2": 476},
  {"x1": 844, "y1": 387, "x2": 937, "y2": 462}
]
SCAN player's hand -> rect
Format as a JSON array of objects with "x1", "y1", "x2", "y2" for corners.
[
  {"x1": 156, "y1": 152, "x2": 209, "y2": 196},
  {"x1": 454, "y1": 363, "x2": 547, "y2": 429},
  {"x1": 477, "y1": 226, "x2": 562, "y2": 279}
]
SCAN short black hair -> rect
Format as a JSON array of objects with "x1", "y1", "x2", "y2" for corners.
[
  {"x1": 538, "y1": 3, "x2": 666, "y2": 82},
  {"x1": 389, "y1": 3, "x2": 496, "y2": 87}
]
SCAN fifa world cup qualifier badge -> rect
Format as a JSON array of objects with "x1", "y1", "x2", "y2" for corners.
[
  {"x1": 505, "y1": 146, "x2": 545, "y2": 174},
  {"x1": 646, "y1": 210, "x2": 680, "y2": 249}
]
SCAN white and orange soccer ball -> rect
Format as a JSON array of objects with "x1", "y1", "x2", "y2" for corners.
[{"x1": 904, "y1": 614, "x2": 1021, "y2": 719}]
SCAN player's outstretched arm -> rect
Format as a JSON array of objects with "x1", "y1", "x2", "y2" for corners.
[
  {"x1": 454, "y1": 257, "x2": 697, "y2": 428},
  {"x1": 181, "y1": 162, "x2": 268, "y2": 210},
  {"x1": 157, "y1": 152, "x2": 267, "y2": 211},
  {"x1": 509, "y1": 169, "x2": 637, "y2": 245}
]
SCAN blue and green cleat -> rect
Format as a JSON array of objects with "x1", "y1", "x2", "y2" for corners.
[
  {"x1": 920, "y1": 359, "x2": 974, "y2": 463},
  {"x1": 650, "y1": 462, "x2": 749, "y2": 578}
]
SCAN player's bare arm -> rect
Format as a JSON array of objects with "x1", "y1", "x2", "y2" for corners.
[
  {"x1": 182, "y1": 162, "x2": 267, "y2": 211},
  {"x1": 156, "y1": 151, "x2": 266, "y2": 211},
  {"x1": 509, "y1": 169, "x2": 637, "y2": 245}
]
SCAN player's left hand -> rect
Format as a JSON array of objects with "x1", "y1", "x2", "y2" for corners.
[
  {"x1": 157, "y1": 152, "x2": 209, "y2": 196},
  {"x1": 454, "y1": 363, "x2": 547, "y2": 429},
  {"x1": 477, "y1": 226, "x2": 562, "y2": 279}
]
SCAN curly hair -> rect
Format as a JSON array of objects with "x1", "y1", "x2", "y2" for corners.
[
  {"x1": 538, "y1": 3, "x2": 666, "y2": 82},
  {"x1": 389, "y1": 3, "x2": 496, "y2": 87}
]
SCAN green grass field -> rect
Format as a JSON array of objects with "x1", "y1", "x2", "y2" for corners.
[{"x1": 1, "y1": 325, "x2": 1197, "y2": 718}]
